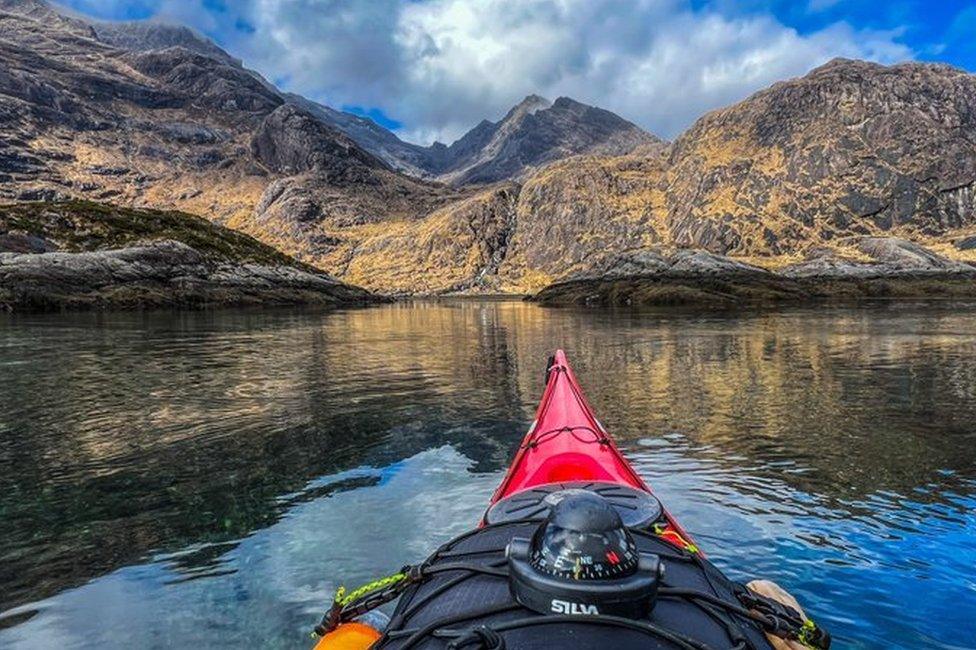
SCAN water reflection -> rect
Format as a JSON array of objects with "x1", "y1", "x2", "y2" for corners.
[{"x1": 1, "y1": 301, "x2": 975, "y2": 648}]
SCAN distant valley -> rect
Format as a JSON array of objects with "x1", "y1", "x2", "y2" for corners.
[{"x1": 1, "y1": 0, "x2": 974, "y2": 306}]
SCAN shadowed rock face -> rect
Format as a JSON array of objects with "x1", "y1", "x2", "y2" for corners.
[
  {"x1": 284, "y1": 92, "x2": 438, "y2": 177},
  {"x1": 250, "y1": 105, "x2": 385, "y2": 175}
]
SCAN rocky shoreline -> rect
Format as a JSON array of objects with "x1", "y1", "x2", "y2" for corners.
[
  {"x1": 531, "y1": 238, "x2": 976, "y2": 307},
  {"x1": 0, "y1": 201, "x2": 377, "y2": 312},
  {"x1": 4, "y1": 203, "x2": 974, "y2": 312},
  {"x1": 0, "y1": 240, "x2": 377, "y2": 311}
]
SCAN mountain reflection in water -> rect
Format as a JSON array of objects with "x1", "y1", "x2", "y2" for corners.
[{"x1": 1, "y1": 301, "x2": 974, "y2": 648}]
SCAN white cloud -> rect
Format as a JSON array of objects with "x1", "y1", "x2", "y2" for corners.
[{"x1": 80, "y1": 0, "x2": 915, "y2": 144}]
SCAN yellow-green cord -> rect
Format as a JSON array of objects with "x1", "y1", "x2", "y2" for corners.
[
  {"x1": 334, "y1": 572, "x2": 408, "y2": 607},
  {"x1": 797, "y1": 619, "x2": 819, "y2": 648}
]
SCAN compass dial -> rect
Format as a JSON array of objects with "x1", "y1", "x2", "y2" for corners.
[{"x1": 527, "y1": 491, "x2": 640, "y2": 581}]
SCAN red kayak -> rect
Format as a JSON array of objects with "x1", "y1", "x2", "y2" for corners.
[
  {"x1": 315, "y1": 350, "x2": 830, "y2": 649},
  {"x1": 486, "y1": 349, "x2": 699, "y2": 553}
]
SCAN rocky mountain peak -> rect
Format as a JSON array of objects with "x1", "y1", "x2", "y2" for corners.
[
  {"x1": 288, "y1": 90, "x2": 656, "y2": 184},
  {"x1": 506, "y1": 94, "x2": 552, "y2": 118},
  {"x1": 92, "y1": 20, "x2": 240, "y2": 66},
  {"x1": 1, "y1": 0, "x2": 94, "y2": 35},
  {"x1": 518, "y1": 93, "x2": 549, "y2": 105},
  {"x1": 805, "y1": 56, "x2": 966, "y2": 80},
  {"x1": 551, "y1": 96, "x2": 586, "y2": 108},
  {"x1": 428, "y1": 94, "x2": 656, "y2": 185},
  {"x1": 809, "y1": 56, "x2": 871, "y2": 73},
  {"x1": 1, "y1": 0, "x2": 52, "y2": 16}
]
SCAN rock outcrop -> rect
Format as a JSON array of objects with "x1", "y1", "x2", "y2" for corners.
[
  {"x1": 1, "y1": 240, "x2": 372, "y2": 310},
  {"x1": 0, "y1": 201, "x2": 375, "y2": 310},
  {"x1": 533, "y1": 238, "x2": 976, "y2": 306}
]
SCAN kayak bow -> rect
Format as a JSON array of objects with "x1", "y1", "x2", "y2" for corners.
[{"x1": 487, "y1": 349, "x2": 698, "y2": 553}]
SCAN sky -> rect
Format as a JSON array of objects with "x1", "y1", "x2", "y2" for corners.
[{"x1": 57, "y1": 0, "x2": 976, "y2": 145}]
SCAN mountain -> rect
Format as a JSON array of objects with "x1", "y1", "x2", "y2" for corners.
[
  {"x1": 0, "y1": 0, "x2": 468, "y2": 301},
  {"x1": 663, "y1": 58, "x2": 976, "y2": 258},
  {"x1": 420, "y1": 94, "x2": 660, "y2": 185},
  {"x1": 477, "y1": 57, "x2": 976, "y2": 293},
  {"x1": 294, "y1": 92, "x2": 658, "y2": 184},
  {"x1": 0, "y1": 0, "x2": 451, "y2": 224},
  {"x1": 1, "y1": 0, "x2": 974, "y2": 301},
  {"x1": 0, "y1": 0, "x2": 663, "y2": 295}
]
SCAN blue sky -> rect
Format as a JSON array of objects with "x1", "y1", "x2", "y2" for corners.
[
  {"x1": 699, "y1": 0, "x2": 976, "y2": 67},
  {"x1": 58, "y1": 0, "x2": 976, "y2": 142}
]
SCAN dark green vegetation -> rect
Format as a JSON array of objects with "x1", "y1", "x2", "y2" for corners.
[{"x1": 0, "y1": 201, "x2": 375, "y2": 311}]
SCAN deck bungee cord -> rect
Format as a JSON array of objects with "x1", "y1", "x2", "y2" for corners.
[{"x1": 312, "y1": 351, "x2": 830, "y2": 649}]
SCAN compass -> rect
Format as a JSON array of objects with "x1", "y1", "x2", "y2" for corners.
[{"x1": 506, "y1": 490, "x2": 664, "y2": 619}]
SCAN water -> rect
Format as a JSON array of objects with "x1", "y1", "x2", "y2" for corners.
[{"x1": 1, "y1": 301, "x2": 974, "y2": 649}]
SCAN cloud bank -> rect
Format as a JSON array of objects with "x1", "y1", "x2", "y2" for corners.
[{"x1": 66, "y1": 0, "x2": 915, "y2": 143}]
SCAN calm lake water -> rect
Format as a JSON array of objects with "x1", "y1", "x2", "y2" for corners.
[{"x1": 1, "y1": 300, "x2": 975, "y2": 649}]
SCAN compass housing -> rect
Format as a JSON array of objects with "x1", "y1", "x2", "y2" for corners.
[{"x1": 506, "y1": 491, "x2": 663, "y2": 619}]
